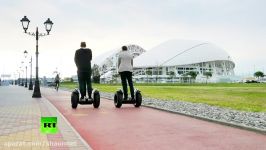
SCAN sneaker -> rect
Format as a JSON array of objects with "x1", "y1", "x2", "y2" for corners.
[{"x1": 80, "y1": 97, "x2": 85, "y2": 101}]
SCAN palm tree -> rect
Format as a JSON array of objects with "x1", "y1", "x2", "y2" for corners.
[{"x1": 203, "y1": 72, "x2": 212, "y2": 84}]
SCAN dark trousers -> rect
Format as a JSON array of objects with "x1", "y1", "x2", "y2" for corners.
[
  {"x1": 119, "y1": 71, "x2": 134, "y2": 99},
  {"x1": 55, "y1": 81, "x2": 59, "y2": 88},
  {"x1": 78, "y1": 71, "x2": 92, "y2": 98}
]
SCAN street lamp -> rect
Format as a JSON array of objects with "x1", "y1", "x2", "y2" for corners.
[
  {"x1": 28, "y1": 56, "x2": 33, "y2": 90},
  {"x1": 24, "y1": 50, "x2": 28, "y2": 88},
  {"x1": 20, "y1": 16, "x2": 54, "y2": 98}
]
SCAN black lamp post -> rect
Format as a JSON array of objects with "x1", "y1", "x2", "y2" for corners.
[
  {"x1": 19, "y1": 67, "x2": 22, "y2": 86},
  {"x1": 18, "y1": 70, "x2": 20, "y2": 86},
  {"x1": 20, "y1": 16, "x2": 54, "y2": 98},
  {"x1": 24, "y1": 50, "x2": 28, "y2": 88},
  {"x1": 21, "y1": 61, "x2": 24, "y2": 86},
  {"x1": 28, "y1": 56, "x2": 33, "y2": 90}
]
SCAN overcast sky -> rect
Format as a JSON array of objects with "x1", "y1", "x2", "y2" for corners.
[{"x1": 0, "y1": 0, "x2": 265, "y2": 78}]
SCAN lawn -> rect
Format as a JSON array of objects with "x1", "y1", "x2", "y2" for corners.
[{"x1": 60, "y1": 82, "x2": 266, "y2": 112}]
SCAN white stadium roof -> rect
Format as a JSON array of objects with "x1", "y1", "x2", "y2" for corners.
[
  {"x1": 134, "y1": 39, "x2": 234, "y2": 68},
  {"x1": 92, "y1": 44, "x2": 146, "y2": 67},
  {"x1": 92, "y1": 49, "x2": 118, "y2": 66}
]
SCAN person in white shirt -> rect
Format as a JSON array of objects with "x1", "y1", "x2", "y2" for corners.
[{"x1": 118, "y1": 46, "x2": 134, "y2": 100}]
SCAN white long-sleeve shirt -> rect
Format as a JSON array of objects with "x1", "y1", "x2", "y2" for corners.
[{"x1": 118, "y1": 51, "x2": 133, "y2": 72}]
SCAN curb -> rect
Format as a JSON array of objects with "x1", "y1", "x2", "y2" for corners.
[
  {"x1": 100, "y1": 95, "x2": 266, "y2": 135},
  {"x1": 51, "y1": 87, "x2": 266, "y2": 136},
  {"x1": 42, "y1": 91, "x2": 92, "y2": 149},
  {"x1": 143, "y1": 105, "x2": 266, "y2": 135}
]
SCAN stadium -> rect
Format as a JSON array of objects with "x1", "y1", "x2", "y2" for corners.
[{"x1": 92, "y1": 40, "x2": 235, "y2": 83}]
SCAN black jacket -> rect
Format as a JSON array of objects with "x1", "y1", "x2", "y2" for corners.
[{"x1": 74, "y1": 48, "x2": 92, "y2": 72}]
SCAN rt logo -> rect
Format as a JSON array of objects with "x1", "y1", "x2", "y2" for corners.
[{"x1": 40, "y1": 117, "x2": 58, "y2": 134}]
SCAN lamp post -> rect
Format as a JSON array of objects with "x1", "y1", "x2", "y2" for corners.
[
  {"x1": 18, "y1": 70, "x2": 20, "y2": 86},
  {"x1": 24, "y1": 50, "x2": 28, "y2": 88},
  {"x1": 19, "y1": 67, "x2": 22, "y2": 86},
  {"x1": 28, "y1": 56, "x2": 33, "y2": 90},
  {"x1": 20, "y1": 16, "x2": 54, "y2": 98},
  {"x1": 21, "y1": 61, "x2": 24, "y2": 86}
]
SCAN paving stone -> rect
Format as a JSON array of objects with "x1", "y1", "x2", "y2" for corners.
[{"x1": 0, "y1": 86, "x2": 91, "y2": 150}]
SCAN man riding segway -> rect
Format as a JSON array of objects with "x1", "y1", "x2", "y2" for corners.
[
  {"x1": 118, "y1": 46, "x2": 135, "y2": 101},
  {"x1": 74, "y1": 42, "x2": 93, "y2": 100},
  {"x1": 113, "y1": 45, "x2": 142, "y2": 108},
  {"x1": 71, "y1": 41, "x2": 100, "y2": 109}
]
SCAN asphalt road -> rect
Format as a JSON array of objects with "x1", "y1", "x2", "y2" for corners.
[{"x1": 42, "y1": 87, "x2": 266, "y2": 150}]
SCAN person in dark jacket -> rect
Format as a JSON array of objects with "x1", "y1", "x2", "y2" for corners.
[
  {"x1": 54, "y1": 73, "x2": 60, "y2": 91},
  {"x1": 118, "y1": 46, "x2": 134, "y2": 100},
  {"x1": 74, "y1": 42, "x2": 92, "y2": 100}
]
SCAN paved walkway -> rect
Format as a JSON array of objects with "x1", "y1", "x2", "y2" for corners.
[
  {"x1": 41, "y1": 87, "x2": 266, "y2": 150},
  {"x1": 0, "y1": 86, "x2": 90, "y2": 150}
]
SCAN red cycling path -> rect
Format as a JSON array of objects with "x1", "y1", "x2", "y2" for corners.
[{"x1": 42, "y1": 88, "x2": 266, "y2": 150}]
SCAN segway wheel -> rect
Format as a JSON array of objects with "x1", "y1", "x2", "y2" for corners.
[
  {"x1": 134, "y1": 92, "x2": 142, "y2": 107},
  {"x1": 93, "y1": 91, "x2": 100, "y2": 108},
  {"x1": 71, "y1": 92, "x2": 79, "y2": 109},
  {"x1": 114, "y1": 92, "x2": 123, "y2": 108}
]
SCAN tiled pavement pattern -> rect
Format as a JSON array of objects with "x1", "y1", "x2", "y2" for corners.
[{"x1": 0, "y1": 86, "x2": 91, "y2": 150}]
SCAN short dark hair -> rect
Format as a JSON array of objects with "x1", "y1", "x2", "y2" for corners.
[
  {"x1": 81, "y1": 42, "x2": 86, "y2": 48},
  {"x1": 122, "y1": 46, "x2": 127, "y2": 51}
]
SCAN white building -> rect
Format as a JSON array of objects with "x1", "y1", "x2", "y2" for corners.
[
  {"x1": 92, "y1": 44, "x2": 146, "y2": 83},
  {"x1": 92, "y1": 40, "x2": 235, "y2": 83}
]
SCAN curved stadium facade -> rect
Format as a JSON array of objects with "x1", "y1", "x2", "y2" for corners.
[{"x1": 92, "y1": 40, "x2": 235, "y2": 83}]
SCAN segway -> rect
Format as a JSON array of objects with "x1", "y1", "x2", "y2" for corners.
[
  {"x1": 71, "y1": 89, "x2": 100, "y2": 109},
  {"x1": 114, "y1": 89, "x2": 142, "y2": 108}
]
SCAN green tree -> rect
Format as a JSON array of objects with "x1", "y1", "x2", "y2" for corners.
[
  {"x1": 254, "y1": 71, "x2": 264, "y2": 80},
  {"x1": 203, "y1": 72, "x2": 212, "y2": 84},
  {"x1": 92, "y1": 64, "x2": 100, "y2": 83},
  {"x1": 186, "y1": 71, "x2": 197, "y2": 83},
  {"x1": 146, "y1": 69, "x2": 152, "y2": 83},
  {"x1": 112, "y1": 73, "x2": 119, "y2": 84},
  {"x1": 168, "y1": 71, "x2": 176, "y2": 83}
]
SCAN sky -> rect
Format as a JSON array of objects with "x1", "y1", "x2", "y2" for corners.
[{"x1": 0, "y1": 0, "x2": 265, "y2": 79}]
